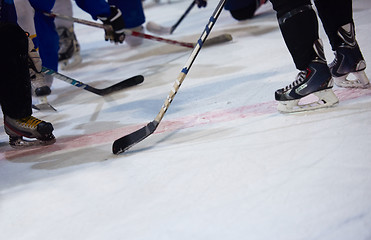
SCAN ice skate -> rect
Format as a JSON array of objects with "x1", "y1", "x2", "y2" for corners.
[
  {"x1": 57, "y1": 26, "x2": 82, "y2": 70},
  {"x1": 28, "y1": 38, "x2": 56, "y2": 111},
  {"x1": 329, "y1": 23, "x2": 369, "y2": 88},
  {"x1": 30, "y1": 68, "x2": 56, "y2": 111},
  {"x1": 30, "y1": 67, "x2": 51, "y2": 97},
  {"x1": 28, "y1": 37, "x2": 52, "y2": 98},
  {"x1": 275, "y1": 39, "x2": 339, "y2": 113},
  {"x1": 28, "y1": 40, "x2": 51, "y2": 97},
  {"x1": 4, "y1": 115, "x2": 56, "y2": 148}
]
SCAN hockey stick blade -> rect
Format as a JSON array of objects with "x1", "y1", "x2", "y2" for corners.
[
  {"x1": 203, "y1": 33, "x2": 232, "y2": 47},
  {"x1": 112, "y1": 121, "x2": 158, "y2": 154},
  {"x1": 146, "y1": 21, "x2": 172, "y2": 35},
  {"x1": 146, "y1": 1, "x2": 196, "y2": 35},
  {"x1": 87, "y1": 75, "x2": 144, "y2": 96},
  {"x1": 42, "y1": 67, "x2": 144, "y2": 96}
]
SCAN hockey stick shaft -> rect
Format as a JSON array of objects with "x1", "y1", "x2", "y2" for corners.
[
  {"x1": 170, "y1": 0, "x2": 196, "y2": 34},
  {"x1": 112, "y1": 0, "x2": 227, "y2": 154},
  {"x1": 44, "y1": 12, "x2": 194, "y2": 48},
  {"x1": 42, "y1": 67, "x2": 143, "y2": 96},
  {"x1": 155, "y1": 3, "x2": 224, "y2": 122}
]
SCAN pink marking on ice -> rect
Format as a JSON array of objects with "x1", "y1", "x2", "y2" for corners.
[{"x1": 1, "y1": 88, "x2": 370, "y2": 160}]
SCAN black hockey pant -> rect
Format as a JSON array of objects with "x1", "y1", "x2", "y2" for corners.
[
  {"x1": 269, "y1": 0, "x2": 353, "y2": 70},
  {"x1": 0, "y1": 23, "x2": 32, "y2": 119}
]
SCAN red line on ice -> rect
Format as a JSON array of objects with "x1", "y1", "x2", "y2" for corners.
[{"x1": 1, "y1": 88, "x2": 370, "y2": 160}]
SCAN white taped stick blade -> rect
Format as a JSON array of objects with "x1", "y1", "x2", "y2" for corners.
[{"x1": 146, "y1": 21, "x2": 172, "y2": 35}]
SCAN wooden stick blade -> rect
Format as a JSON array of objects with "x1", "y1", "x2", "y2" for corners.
[
  {"x1": 146, "y1": 21, "x2": 172, "y2": 35},
  {"x1": 204, "y1": 33, "x2": 233, "y2": 47}
]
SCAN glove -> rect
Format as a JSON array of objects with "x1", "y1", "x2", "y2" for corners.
[
  {"x1": 195, "y1": 0, "x2": 207, "y2": 8},
  {"x1": 27, "y1": 34, "x2": 42, "y2": 73},
  {"x1": 98, "y1": 6, "x2": 126, "y2": 44}
]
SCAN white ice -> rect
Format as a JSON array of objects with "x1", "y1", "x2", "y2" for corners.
[{"x1": 1, "y1": 0, "x2": 371, "y2": 239}]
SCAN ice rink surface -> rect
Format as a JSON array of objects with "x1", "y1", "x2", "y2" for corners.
[{"x1": 1, "y1": 0, "x2": 371, "y2": 239}]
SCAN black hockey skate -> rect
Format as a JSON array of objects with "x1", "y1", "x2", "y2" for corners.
[
  {"x1": 4, "y1": 115, "x2": 56, "y2": 148},
  {"x1": 275, "y1": 40, "x2": 339, "y2": 113},
  {"x1": 329, "y1": 23, "x2": 369, "y2": 88},
  {"x1": 57, "y1": 26, "x2": 82, "y2": 70}
]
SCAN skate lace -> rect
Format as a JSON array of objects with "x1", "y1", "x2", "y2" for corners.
[
  {"x1": 16, "y1": 116, "x2": 42, "y2": 128},
  {"x1": 284, "y1": 70, "x2": 308, "y2": 91}
]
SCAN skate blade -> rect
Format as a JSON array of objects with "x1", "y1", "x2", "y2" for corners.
[
  {"x1": 33, "y1": 96, "x2": 57, "y2": 112},
  {"x1": 33, "y1": 103, "x2": 57, "y2": 112},
  {"x1": 277, "y1": 89, "x2": 339, "y2": 113},
  {"x1": 334, "y1": 70, "x2": 370, "y2": 88},
  {"x1": 9, "y1": 136, "x2": 56, "y2": 149}
]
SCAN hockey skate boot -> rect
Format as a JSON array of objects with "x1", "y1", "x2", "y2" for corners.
[
  {"x1": 329, "y1": 23, "x2": 369, "y2": 88},
  {"x1": 30, "y1": 70, "x2": 57, "y2": 111},
  {"x1": 28, "y1": 39, "x2": 51, "y2": 97},
  {"x1": 4, "y1": 115, "x2": 56, "y2": 148},
  {"x1": 27, "y1": 37, "x2": 56, "y2": 110},
  {"x1": 275, "y1": 40, "x2": 339, "y2": 113},
  {"x1": 57, "y1": 26, "x2": 82, "y2": 70},
  {"x1": 29, "y1": 64, "x2": 51, "y2": 97}
]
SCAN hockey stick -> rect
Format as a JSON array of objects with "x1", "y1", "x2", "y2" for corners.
[
  {"x1": 44, "y1": 12, "x2": 232, "y2": 48},
  {"x1": 45, "y1": 12, "x2": 194, "y2": 48},
  {"x1": 146, "y1": 0, "x2": 196, "y2": 35},
  {"x1": 42, "y1": 67, "x2": 144, "y2": 96},
  {"x1": 112, "y1": 0, "x2": 227, "y2": 154},
  {"x1": 171, "y1": 0, "x2": 196, "y2": 33}
]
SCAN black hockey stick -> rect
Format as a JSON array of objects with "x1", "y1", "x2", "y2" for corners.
[
  {"x1": 171, "y1": 0, "x2": 196, "y2": 34},
  {"x1": 112, "y1": 0, "x2": 227, "y2": 154},
  {"x1": 146, "y1": 0, "x2": 196, "y2": 35},
  {"x1": 42, "y1": 67, "x2": 144, "y2": 96}
]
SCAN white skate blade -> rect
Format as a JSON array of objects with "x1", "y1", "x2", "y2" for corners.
[
  {"x1": 277, "y1": 89, "x2": 339, "y2": 113},
  {"x1": 59, "y1": 53, "x2": 82, "y2": 70},
  {"x1": 334, "y1": 70, "x2": 370, "y2": 88},
  {"x1": 146, "y1": 21, "x2": 172, "y2": 35},
  {"x1": 9, "y1": 136, "x2": 56, "y2": 149}
]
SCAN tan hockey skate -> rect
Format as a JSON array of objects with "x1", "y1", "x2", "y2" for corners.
[{"x1": 4, "y1": 115, "x2": 56, "y2": 148}]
